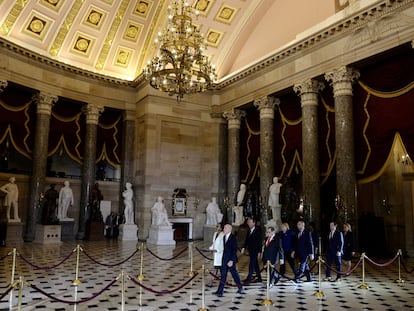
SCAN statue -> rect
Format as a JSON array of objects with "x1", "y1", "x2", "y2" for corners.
[
  {"x1": 90, "y1": 183, "x2": 103, "y2": 221},
  {"x1": 42, "y1": 184, "x2": 59, "y2": 225},
  {"x1": 206, "y1": 197, "x2": 223, "y2": 226},
  {"x1": 233, "y1": 184, "x2": 246, "y2": 225},
  {"x1": 123, "y1": 182, "x2": 134, "y2": 225},
  {"x1": 268, "y1": 177, "x2": 282, "y2": 225},
  {"x1": 0, "y1": 177, "x2": 20, "y2": 221},
  {"x1": 151, "y1": 196, "x2": 171, "y2": 227},
  {"x1": 58, "y1": 181, "x2": 74, "y2": 220}
]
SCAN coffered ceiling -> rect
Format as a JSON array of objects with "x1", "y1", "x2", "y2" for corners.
[{"x1": 0, "y1": 0, "x2": 335, "y2": 83}]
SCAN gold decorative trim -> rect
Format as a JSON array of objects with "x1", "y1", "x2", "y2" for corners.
[
  {"x1": 95, "y1": 0, "x2": 129, "y2": 70},
  {"x1": 40, "y1": 0, "x2": 64, "y2": 12},
  {"x1": 133, "y1": 0, "x2": 153, "y2": 18},
  {"x1": 48, "y1": 134, "x2": 82, "y2": 164},
  {"x1": 83, "y1": 6, "x2": 106, "y2": 30},
  {"x1": 214, "y1": 4, "x2": 239, "y2": 25},
  {"x1": 123, "y1": 21, "x2": 143, "y2": 42},
  {"x1": 96, "y1": 142, "x2": 121, "y2": 168},
  {"x1": 206, "y1": 28, "x2": 224, "y2": 48},
  {"x1": 0, "y1": 0, "x2": 30, "y2": 35},
  {"x1": 114, "y1": 46, "x2": 133, "y2": 68},
  {"x1": 193, "y1": 0, "x2": 215, "y2": 17},
  {"x1": 70, "y1": 32, "x2": 95, "y2": 57},
  {"x1": 241, "y1": 118, "x2": 260, "y2": 184},
  {"x1": 320, "y1": 96, "x2": 335, "y2": 180},
  {"x1": 49, "y1": 0, "x2": 85, "y2": 56},
  {"x1": 22, "y1": 12, "x2": 52, "y2": 41}
]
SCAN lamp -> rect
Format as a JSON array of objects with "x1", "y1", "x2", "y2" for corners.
[{"x1": 143, "y1": 0, "x2": 216, "y2": 101}]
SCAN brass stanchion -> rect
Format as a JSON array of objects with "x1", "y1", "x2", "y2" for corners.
[
  {"x1": 119, "y1": 270, "x2": 125, "y2": 311},
  {"x1": 198, "y1": 264, "x2": 208, "y2": 311},
  {"x1": 395, "y1": 249, "x2": 404, "y2": 284},
  {"x1": 358, "y1": 253, "x2": 368, "y2": 289},
  {"x1": 137, "y1": 242, "x2": 145, "y2": 306},
  {"x1": 16, "y1": 276, "x2": 23, "y2": 311},
  {"x1": 73, "y1": 245, "x2": 82, "y2": 285},
  {"x1": 9, "y1": 248, "x2": 17, "y2": 309},
  {"x1": 314, "y1": 236, "x2": 325, "y2": 297},
  {"x1": 263, "y1": 260, "x2": 272, "y2": 305},
  {"x1": 188, "y1": 241, "x2": 194, "y2": 276}
]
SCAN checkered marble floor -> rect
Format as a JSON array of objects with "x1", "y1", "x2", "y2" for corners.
[{"x1": 0, "y1": 239, "x2": 413, "y2": 310}]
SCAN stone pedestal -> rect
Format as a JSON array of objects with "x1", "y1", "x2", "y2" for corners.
[
  {"x1": 147, "y1": 226, "x2": 176, "y2": 246},
  {"x1": 34, "y1": 224, "x2": 62, "y2": 244},
  {"x1": 118, "y1": 224, "x2": 138, "y2": 241},
  {"x1": 6, "y1": 222, "x2": 24, "y2": 244},
  {"x1": 85, "y1": 220, "x2": 105, "y2": 241},
  {"x1": 60, "y1": 220, "x2": 75, "y2": 241},
  {"x1": 203, "y1": 225, "x2": 216, "y2": 242}
]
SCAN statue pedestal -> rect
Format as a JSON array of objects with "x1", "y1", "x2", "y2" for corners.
[
  {"x1": 6, "y1": 221, "x2": 23, "y2": 244},
  {"x1": 60, "y1": 220, "x2": 75, "y2": 241},
  {"x1": 118, "y1": 224, "x2": 138, "y2": 241},
  {"x1": 203, "y1": 225, "x2": 216, "y2": 242},
  {"x1": 147, "y1": 226, "x2": 176, "y2": 246},
  {"x1": 35, "y1": 225, "x2": 62, "y2": 244}
]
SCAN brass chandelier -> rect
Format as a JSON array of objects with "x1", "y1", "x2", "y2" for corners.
[{"x1": 144, "y1": 0, "x2": 216, "y2": 101}]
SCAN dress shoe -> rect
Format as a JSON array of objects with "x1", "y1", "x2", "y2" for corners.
[
  {"x1": 237, "y1": 287, "x2": 245, "y2": 294},
  {"x1": 323, "y1": 277, "x2": 332, "y2": 281},
  {"x1": 213, "y1": 291, "x2": 223, "y2": 297},
  {"x1": 274, "y1": 277, "x2": 280, "y2": 285},
  {"x1": 334, "y1": 277, "x2": 342, "y2": 282}
]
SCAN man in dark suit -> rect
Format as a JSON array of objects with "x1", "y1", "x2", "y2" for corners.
[
  {"x1": 214, "y1": 224, "x2": 244, "y2": 297},
  {"x1": 262, "y1": 226, "x2": 284, "y2": 285},
  {"x1": 292, "y1": 219, "x2": 314, "y2": 283},
  {"x1": 241, "y1": 218, "x2": 262, "y2": 283},
  {"x1": 324, "y1": 221, "x2": 344, "y2": 282}
]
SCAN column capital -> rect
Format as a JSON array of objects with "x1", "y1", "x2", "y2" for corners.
[
  {"x1": 83, "y1": 103, "x2": 104, "y2": 125},
  {"x1": 123, "y1": 109, "x2": 135, "y2": 121},
  {"x1": 0, "y1": 80, "x2": 8, "y2": 93},
  {"x1": 254, "y1": 96, "x2": 280, "y2": 120},
  {"x1": 210, "y1": 112, "x2": 226, "y2": 124},
  {"x1": 294, "y1": 79, "x2": 325, "y2": 107},
  {"x1": 223, "y1": 109, "x2": 246, "y2": 129},
  {"x1": 33, "y1": 92, "x2": 58, "y2": 115},
  {"x1": 325, "y1": 66, "x2": 360, "y2": 97}
]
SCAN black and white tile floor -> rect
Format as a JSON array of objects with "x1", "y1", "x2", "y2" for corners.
[{"x1": 0, "y1": 240, "x2": 413, "y2": 310}]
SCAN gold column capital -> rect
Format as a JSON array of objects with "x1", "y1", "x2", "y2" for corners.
[
  {"x1": 0, "y1": 80, "x2": 8, "y2": 93},
  {"x1": 325, "y1": 66, "x2": 360, "y2": 97},
  {"x1": 254, "y1": 96, "x2": 280, "y2": 120},
  {"x1": 223, "y1": 109, "x2": 246, "y2": 129},
  {"x1": 33, "y1": 92, "x2": 58, "y2": 115}
]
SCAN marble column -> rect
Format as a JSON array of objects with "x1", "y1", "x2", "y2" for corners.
[
  {"x1": 24, "y1": 92, "x2": 58, "y2": 241},
  {"x1": 223, "y1": 109, "x2": 246, "y2": 212},
  {"x1": 76, "y1": 104, "x2": 103, "y2": 240},
  {"x1": 254, "y1": 96, "x2": 279, "y2": 204},
  {"x1": 211, "y1": 113, "x2": 228, "y2": 216},
  {"x1": 120, "y1": 110, "x2": 135, "y2": 216},
  {"x1": 294, "y1": 79, "x2": 324, "y2": 227},
  {"x1": 325, "y1": 66, "x2": 360, "y2": 225}
]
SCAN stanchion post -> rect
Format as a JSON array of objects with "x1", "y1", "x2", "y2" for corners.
[
  {"x1": 263, "y1": 260, "x2": 272, "y2": 305},
  {"x1": 73, "y1": 244, "x2": 82, "y2": 285},
  {"x1": 120, "y1": 270, "x2": 125, "y2": 311},
  {"x1": 358, "y1": 253, "x2": 368, "y2": 289},
  {"x1": 395, "y1": 249, "x2": 404, "y2": 284},
  {"x1": 137, "y1": 242, "x2": 145, "y2": 306},
  {"x1": 314, "y1": 236, "x2": 325, "y2": 297},
  {"x1": 188, "y1": 241, "x2": 194, "y2": 277},
  {"x1": 9, "y1": 248, "x2": 17, "y2": 309},
  {"x1": 198, "y1": 264, "x2": 208, "y2": 311}
]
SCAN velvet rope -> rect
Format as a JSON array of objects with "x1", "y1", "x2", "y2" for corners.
[
  {"x1": 82, "y1": 248, "x2": 139, "y2": 267},
  {"x1": 28, "y1": 278, "x2": 117, "y2": 305},
  {"x1": 195, "y1": 247, "x2": 213, "y2": 261},
  {"x1": 0, "y1": 284, "x2": 12, "y2": 301},
  {"x1": 401, "y1": 261, "x2": 414, "y2": 274},
  {"x1": 129, "y1": 272, "x2": 198, "y2": 295},
  {"x1": 18, "y1": 250, "x2": 74, "y2": 270},
  {"x1": 145, "y1": 246, "x2": 187, "y2": 261},
  {"x1": 365, "y1": 253, "x2": 399, "y2": 268},
  {"x1": 321, "y1": 256, "x2": 363, "y2": 275}
]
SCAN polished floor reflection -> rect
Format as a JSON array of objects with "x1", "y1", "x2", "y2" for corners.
[{"x1": 0, "y1": 240, "x2": 413, "y2": 310}]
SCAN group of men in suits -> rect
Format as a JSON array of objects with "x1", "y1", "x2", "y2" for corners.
[{"x1": 214, "y1": 218, "x2": 345, "y2": 296}]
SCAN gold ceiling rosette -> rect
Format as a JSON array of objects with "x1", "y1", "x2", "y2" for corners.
[{"x1": 144, "y1": 0, "x2": 216, "y2": 101}]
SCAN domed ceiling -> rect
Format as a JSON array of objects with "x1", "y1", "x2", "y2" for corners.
[{"x1": 0, "y1": 0, "x2": 336, "y2": 83}]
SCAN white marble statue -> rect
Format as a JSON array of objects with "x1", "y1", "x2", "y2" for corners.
[
  {"x1": 123, "y1": 182, "x2": 134, "y2": 225},
  {"x1": 0, "y1": 177, "x2": 20, "y2": 221},
  {"x1": 268, "y1": 177, "x2": 282, "y2": 224},
  {"x1": 233, "y1": 184, "x2": 246, "y2": 226},
  {"x1": 151, "y1": 196, "x2": 171, "y2": 227},
  {"x1": 206, "y1": 197, "x2": 223, "y2": 226},
  {"x1": 58, "y1": 180, "x2": 74, "y2": 220}
]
